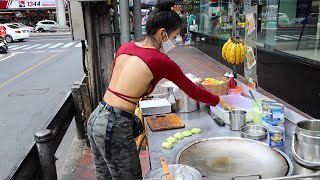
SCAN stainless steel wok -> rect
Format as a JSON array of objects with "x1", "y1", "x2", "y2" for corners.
[{"x1": 175, "y1": 137, "x2": 293, "y2": 180}]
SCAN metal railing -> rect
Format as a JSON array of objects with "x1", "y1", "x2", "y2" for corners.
[{"x1": 11, "y1": 76, "x2": 92, "y2": 180}]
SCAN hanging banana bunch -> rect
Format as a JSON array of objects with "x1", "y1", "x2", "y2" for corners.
[{"x1": 222, "y1": 37, "x2": 246, "y2": 65}]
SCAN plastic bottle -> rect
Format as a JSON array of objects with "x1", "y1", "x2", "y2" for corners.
[
  {"x1": 252, "y1": 101, "x2": 262, "y2": 126},
  {"x1": 229, "y1": 74, "x2": 236, "y2": 89}
]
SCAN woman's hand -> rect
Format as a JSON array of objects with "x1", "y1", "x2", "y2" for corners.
[{"x1": 219, "y1": 97, "x2": 236, "y2": 110}]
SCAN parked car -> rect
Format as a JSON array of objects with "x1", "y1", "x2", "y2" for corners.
[
  {"x1": 35, "y1": 20, "x2": 58, "y2": 32},
  {"x1": 278, "y1": 13, "x2": 290, "y2": 24},
  {"x1": 0, "y1": 24, "x2": 30, "y2": 43},
  {"x1": 9, "y1": 23, "x2": 34, "y2": 32},
  {"x1": 307, "y1": 13, "x2": 319, "y2": 25},
  {"x1": 0, "y1": 25, "x2": 6, "y2": 36},
  {"x1": 290, "y1": 18, "x2": 305, "y2": 24}
]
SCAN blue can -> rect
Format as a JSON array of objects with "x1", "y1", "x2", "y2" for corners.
[
  {"x1": 262, "y1": 100, "x2": 277, "y2": 127},
  {"x1": 268, "y1": 103, "x2": 284, "y2": 126},
  {"x1": 268, "y1": 126, "x2": 285, "y2": 147}
]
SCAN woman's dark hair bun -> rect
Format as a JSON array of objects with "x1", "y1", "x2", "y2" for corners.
[{"x1": 155, "y1": 0, "x2": 175, "y2": 11}]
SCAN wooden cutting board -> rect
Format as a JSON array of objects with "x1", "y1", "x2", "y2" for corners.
[{"x1": 146, "y1": 113, "x2": 185, "y2": 131}]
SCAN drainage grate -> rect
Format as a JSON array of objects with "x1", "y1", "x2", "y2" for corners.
[{"x1": 8, "y1": 88, "x2": 50, "y2": 97}]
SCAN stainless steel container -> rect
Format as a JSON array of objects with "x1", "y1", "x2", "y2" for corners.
[
  {"x1": 240, "y1": 125, "x2": 267, "y2": 140},
  {"x1": 292, "y1": 120, "x2": 320, "y2": 169},
  {"x1": 229, "y1": 110, "x2": 246, "y2": 131},
  {"x1": 176, "y1": 90, "x2": 199, "y2": 113}
]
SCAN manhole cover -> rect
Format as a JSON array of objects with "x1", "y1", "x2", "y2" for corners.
[{"x1": 8, "y1": 88, "x2": 50, "y2": 97}]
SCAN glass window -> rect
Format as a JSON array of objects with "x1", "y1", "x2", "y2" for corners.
[{"x1": 197, "y1": 0, "x2": 320, "y2": 62}]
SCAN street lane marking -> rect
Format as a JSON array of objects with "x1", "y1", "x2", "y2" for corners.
[
  {"x1": 30, "y1": 51, "x2": 45, "y2": 54},
  {"x1": 61, "y1": 42, "x2": 75, "y2": 48},
  {"x1": 279, "y1": 35, "x2": 300, "y2": 39},
  {"x1": 8, "y1": 45, "x2": 19, "y2": 49},
  {"x1": 10, "y1": 45, "x2": 30, "y2": 50},
  {"x1": 75, "y1": 43, "x2": 82, "y2": 47},
  {"x1": 23, "y1": 44, "x2": 42, "y2": 50},
  {"x1": 49, "y1": 43, "x2": 64, "y2": 48},
  {"x1": 0, "y1": 53, "x2": 16, "y2": 62},
  {"x1": 36, "y1": 44, "x2": 52, "y2": 49},
  {"x1": 0, "y1": 50, "x2": 65, "y2": 89},
  {"x1": 50, "y1": 50, "x2": 62, "y2": 53},
  {"x1": 275, "y1": 36, "x2": 291, "y2": 40}
]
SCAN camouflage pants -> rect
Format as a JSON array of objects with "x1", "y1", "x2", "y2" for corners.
[{"x1": 87, "y1": 103, "x2": 142, "y2": 180}]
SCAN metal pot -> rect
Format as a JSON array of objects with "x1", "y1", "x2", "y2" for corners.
[
  {"x1": 144, "y1": 164, "x2": 202, "y2": 180},
  {"x1": 292, "y1": 120, "x2": 320, "y2": 169},
  {"x1": 176, "y1": 90, "x2": 199, "y2": 113},
  {"x1": 229, "y1": 110, "x2": 246, "y2": 131}
]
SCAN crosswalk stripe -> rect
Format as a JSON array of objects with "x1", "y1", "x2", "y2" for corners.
[
  {"x1": 8, "y1": 45, "x2": 19, "y2": 49},
  {"x1": 36, "y1": 44, "x2": 52, "y2": 49},
  {"x1": 61, "y1": 42, "x2": 75, "y2": 48},
  {"x1": 303, "y1": 36, "x2": 317, "y2": 40},
  {"x1": 275, "y1": 36, "x2": 291, "y2": 40},
  {"x1": 279, "y1": 35, "x2": 300, "y2": 39},
  {"x1": 304, "y1": 35, "x2": 316, "y2": 38},
  {"x1": 10, "y1": 45, "x2": 30, "y2": 50},
  {"x1": 23, "y1": 44, "x2": 42, "y2": 50},
  {"x1": 75, "y1": 43, "x2": 82, "y2": 47},
  {"x1": 49, "y1": 43, "x2": 64, "y2": 49}
]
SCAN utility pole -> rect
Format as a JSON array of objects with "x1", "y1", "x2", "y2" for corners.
[
  {"x1": 81, "y1": 1, "x2": 114, "y2": 107},
  {"x1": 119, "y1": 0, "x2": 130, "y2": 44},
  {"x1": 96, "y1": 2, "x2": 114, "y2": 92},
  {"x1": 55, "y1": 0, "x2": 67, "y2": 26},
  {"x1": 133, "y1": 0, "x2": 142, "y2": 41}
]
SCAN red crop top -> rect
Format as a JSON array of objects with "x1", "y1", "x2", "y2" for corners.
[{"x1": 109, "y1": 42, "x2": 220, "y2": 106}]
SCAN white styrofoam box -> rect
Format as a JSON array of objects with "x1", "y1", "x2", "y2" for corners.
[
  {"x1": 210, "y1": 94, "x2": 253, "y2": 124},
  {"x1": 139, "y1": 98, "x2": 171, "y2": 116}
]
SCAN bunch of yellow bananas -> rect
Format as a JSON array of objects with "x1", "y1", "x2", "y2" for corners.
[{"x1": 221, "y1": 37, "x2": 246, "y2": 65}]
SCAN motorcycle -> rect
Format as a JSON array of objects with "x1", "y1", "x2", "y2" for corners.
[{"x1": 0, "y1": 35, "x2": 8, "y2": 54}]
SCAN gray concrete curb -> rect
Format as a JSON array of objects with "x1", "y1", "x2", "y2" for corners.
[{"x1": 30, "y1": 31, "x2": 71, "y2": 36}]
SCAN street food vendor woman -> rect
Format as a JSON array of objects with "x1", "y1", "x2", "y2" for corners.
[{"x1": 87, "y1": 0, "x2": 231, "y2": 179}]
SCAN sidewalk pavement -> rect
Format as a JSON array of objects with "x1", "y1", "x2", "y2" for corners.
[{"x1": 69, "y1": 44, "x2": 233, "y2": 179}]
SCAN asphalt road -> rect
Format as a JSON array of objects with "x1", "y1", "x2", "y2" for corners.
[{"x1": 0, "y1": 33, "x2": 84, "y2": 179}]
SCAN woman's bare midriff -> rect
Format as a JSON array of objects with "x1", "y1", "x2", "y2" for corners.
[{"x1": 103, "y1": 54, "x2": 154, "y2": 112}]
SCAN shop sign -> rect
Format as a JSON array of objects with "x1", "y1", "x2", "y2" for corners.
[{"x1": 7, "y1": 0, "x2": 56, "y2": 9}]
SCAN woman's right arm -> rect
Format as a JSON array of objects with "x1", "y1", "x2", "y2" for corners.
[{"x1": 161, "y1": 56, "x2": 221, "y2": 106}]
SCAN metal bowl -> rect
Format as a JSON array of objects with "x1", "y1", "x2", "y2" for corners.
[{"x1": 240, "y1": 125, "x2": 267, "y2": 140}]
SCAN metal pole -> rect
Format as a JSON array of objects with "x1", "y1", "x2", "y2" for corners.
[
  {"x1": 133, "y1": 0, "x2": 142, "y2": 41},
  {"x1": 55, "y1": 0, "x2": 67, "y2": 27},
  {"x1": 34, "y1": 129, "x2": 57, "y2": 180},
  {"x1": 71, "y1": 83, "x2": 86, "y2": 139},
  {"x1": 113, "y1": 2, "x2": 121, "y2": 50},
  {"x1": 119, "y1": 0, "x2": 130, "y2": 44}
]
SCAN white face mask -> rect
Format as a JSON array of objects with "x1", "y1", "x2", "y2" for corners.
[{"x1": 161, "y1": 32, "x2": 176, "y2": 54}]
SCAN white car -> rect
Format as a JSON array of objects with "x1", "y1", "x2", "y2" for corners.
[
  {"x1": 9, "y1": 23, "x2": 34, "y2": 32},
  {"x1": 0, "y1": 24, "x2": 30, "y2": 43},
  {"x1": 35, "y1": 20, "x2": 58, "y2": 32}
]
